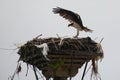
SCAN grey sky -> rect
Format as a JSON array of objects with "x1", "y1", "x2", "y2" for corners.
[{"x1": 0, "y1": 0, "x2": 120, "y2": 80}]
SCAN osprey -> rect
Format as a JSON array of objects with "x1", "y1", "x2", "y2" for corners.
[{"x1": 53, "y1": 7, "x2": 93, "y2": 38}]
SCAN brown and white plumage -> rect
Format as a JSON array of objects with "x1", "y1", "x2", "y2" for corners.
[{"x1": 53, "y1": 7, "x2": 93, "y2": 38}]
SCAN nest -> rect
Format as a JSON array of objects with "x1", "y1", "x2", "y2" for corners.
[{"x1": 17, "y1": 36, "x2": 104, "y2": 79}]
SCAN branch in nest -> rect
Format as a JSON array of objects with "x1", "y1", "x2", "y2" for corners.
[
  {"x1": 9, "y1": 62, "x2": 21, "y2": 80},
  {"x1": 34, "y1": 34, "x2": 42, "y2": 39},
  {"x1": 33, "y1": 66, "x2": 39, "y2": 80}
]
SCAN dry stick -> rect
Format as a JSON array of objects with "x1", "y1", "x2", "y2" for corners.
[
  {"x1": 34, "y1": 34, "x2": 42, "y2": 39},
  {"x1": 85, "y1": 64, "x2": 92, "y2": 75},
  {"x1": 33, "y1": 66, "x2": 39, "y2": 80},
  {"x1": 56, "y1": 34, "x2": 60, "y2": 38},
  {"x1": 10, "y1": 63, "x2": 21, "y2": 80},
  {"x1": 99, "y1": 38, "x2": 104, "y2": 43},
  {"x1": 26, "y1": 64, "x2": 29, "y2": 76},
  {"x1": 76, "y1": 40, "x2": 85, "y2": 49},
  {"x1": 0, "y1": 48, "x2": 17, "y2": 50},
  {"x1": 81, "y1": 61, "x2": 88, "y2": 80},
  {"x1": 90, "y1": 38, "x2": 104, "y2": 80},
  {"x1": 36, "y1": 68, "x2": 45, "y2": 80},
  {"x1": 58, "y1": 38, "x2": 64, "y2": 46},
  {"x1": 51, "y1": 38, "x2": 58, "y2": 50},
  {"x1": 40, "y1": 38, "x2": 68, "y2": 45}
]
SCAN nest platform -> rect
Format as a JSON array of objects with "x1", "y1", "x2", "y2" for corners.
[{"x1": 18, "y1": 37, "x2": 103, "y2": 79}]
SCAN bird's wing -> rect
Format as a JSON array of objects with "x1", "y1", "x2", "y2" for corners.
[{"x1": 53, "y1": 7, "x2": 83, "y2": 26}]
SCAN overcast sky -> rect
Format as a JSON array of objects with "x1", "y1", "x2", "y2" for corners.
[{"x1": 0, "y1": 0, "x2": 120, "y2": 80}]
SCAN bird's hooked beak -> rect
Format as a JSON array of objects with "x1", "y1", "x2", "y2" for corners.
[{"x1": 68, "y1": 23, "x2": 73, "y2": 27}]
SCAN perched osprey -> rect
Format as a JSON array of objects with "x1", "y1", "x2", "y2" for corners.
[{"x1": 53, "y1": 7, "x2": 93, "y2": 38}]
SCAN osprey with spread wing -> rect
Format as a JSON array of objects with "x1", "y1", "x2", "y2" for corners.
[{"x1": 53, "y1": 7, "x2": 93, "y2": 38}]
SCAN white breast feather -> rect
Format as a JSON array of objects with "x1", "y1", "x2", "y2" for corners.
[{"x1": 69, "y1": 20, "x2": 82, "y2": 31}]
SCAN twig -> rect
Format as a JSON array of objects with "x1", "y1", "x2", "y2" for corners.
[
  {"x1": 56, "y1": 34, "x2": 60, "y2": 38},
  {"x1": 76, "y1": 40, "x2": 85, "y2": 49},
  {"x1": 0, "y1": 48, "x2": 17, "y2": 50},
  {"x1": 34, "y1": 34, "x2": 42, "y2": 39},
  {"x1": 51, "y1": 38, "x2": 58, "y2": 50},
  {"x1": 10, "y1": 62, "x2": 21, "y2": 80},
  {"x1": 35, "y1": 68, "x2": 45, "y2": 80},
  {"x1": 26, "y1": 64, "x2": 29, "y2": 76},
  {"x1": 33, "y1": 66, "x2": 39, "y2": 80},
  {"x1": 58, "y1": 38, "x2": 64, "y2": 46},
  {"x1": 81, "y1": 61, "x2": 88, "y2": 80},
  {"x1": 99, "y1": 38, "x2": 104, "y2": 43},
  {"x1": 85, "y1": 64, "x2": 92, "y2": 75}
]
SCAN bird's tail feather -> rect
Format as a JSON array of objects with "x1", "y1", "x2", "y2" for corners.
[{"x1": 83, "y1": 27, "x2": 93, "y2": 32}]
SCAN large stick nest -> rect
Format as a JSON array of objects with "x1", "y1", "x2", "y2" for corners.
[{"x1": 17, "y1": 36, "x2": 104, "y2": 78}]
